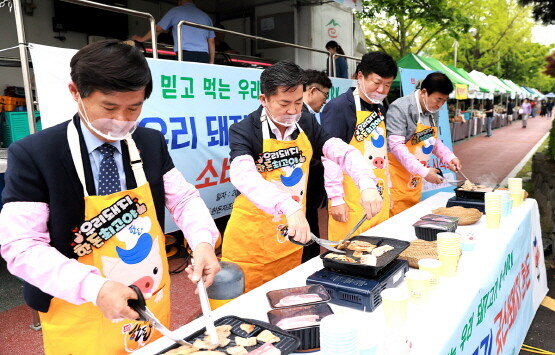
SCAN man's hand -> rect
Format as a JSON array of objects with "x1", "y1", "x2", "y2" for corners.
[
  {"x1": 360, "y1": 188, "x2": 383, "y2": 220},
  {"x1": 130, "y1": 35, "x2": 143, "y2": 42},
  {"x1": 185, "y1": 243, "x2": 221, "y2": 288},
  {"x1": 448, "y1": 158, "x2": 461, "y2": 173},
  {"x1": 286, "y1": 209, "x2": 311, "y2": 244},
  {"x1": 331, "y1": 203, "x2": 349, "y2": 223},
  {"x1": 424, "y1": 168, "x2": 443, "y2": 184},
  {"x1": 96, "y1": 280, "x2": 140, "y2": 321}
]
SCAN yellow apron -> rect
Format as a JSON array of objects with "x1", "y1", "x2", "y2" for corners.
[
  {"x1": 327, "y1": 88, "x2": 390, "y2": 241},
  {"x1": 39, "y1": 122, "x2": 171, "y2": 355},
  {"x1": 222, "y1": 118, "x2": 312, "y2": 292},
  {"x1": 388, "y1": 119, "x2": 438, "y2": 216}
]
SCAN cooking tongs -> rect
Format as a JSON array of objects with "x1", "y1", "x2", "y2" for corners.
[
  {"x1": 128, "y1": 285, "x2": 192, "y2": 347},
  {"x1": 336, "y1": 214, "x2": 367, "y2": 250},
  {"x1": 286, "y1": 228, "x2": 345, "y2": 253},
  {"x1": 436, "y1": 168, "x2": 464, "y2": 186}
]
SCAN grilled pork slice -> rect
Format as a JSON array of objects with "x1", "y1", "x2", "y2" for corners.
[
  {"x1": 256, "y1": 329, "x2": 280, "y2": 343},
  {"x1": 235, "y1": 336, "x2": 258, "y2": 347},
  {"x1": 227, "y1": 345, "x2": 248, "y2": 355}
]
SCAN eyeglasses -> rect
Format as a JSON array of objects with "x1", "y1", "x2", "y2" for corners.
[{"x1": 312, "y1": 87, "x2": 329, "y2": 99}]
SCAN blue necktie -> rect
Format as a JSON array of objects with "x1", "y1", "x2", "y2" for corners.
[{"x1": 97, "y1": 143, "x2": 121, "y2": 195}]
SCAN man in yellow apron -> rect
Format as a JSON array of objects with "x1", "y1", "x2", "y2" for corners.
[
  {"x1": 0, "y1": 40, "x2": 220, "y2": 354},
  {"x1": 320, "y1": 52, "x2": 398, "y2": 241},
  {"x1": 222, "y1": 61, "x2": 383, "y2": 292},
  {"x1": 386, "y1": 72, "x2": 462, "y2": 215}
]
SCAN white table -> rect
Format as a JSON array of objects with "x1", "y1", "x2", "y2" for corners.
[{"x1": 136, "y1": 192, "x2": 548, "y2": 355}]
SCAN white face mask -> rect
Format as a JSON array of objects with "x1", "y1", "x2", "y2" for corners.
[
  {"x1": 422, "y1": 93, "x2": 441, "y2": 114},
  {"x1": 360, "y1": 78, "x2": 387, "y2": 104},
  {"x1": 78, "y1": 96, "x2": 138, "y2": 141},
  {"x1": 265, "y1": 106, "x2": 301, "y2": 127}
]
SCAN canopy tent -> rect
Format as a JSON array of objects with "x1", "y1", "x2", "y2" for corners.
[
  {"x1": 469, "y1": 71, "x2": 503, "y2": 94},
  {"x1": 502, "y1": 79, "x2": 529, "y2": 99},
  {"x1": 523, "y1": 86, "x2": 538, "y2": 98},
  {"x1": 531, "y1": 88, "x2": 545, "y2": 99},
  {"x1": 546, "y1": 92, "x2": 555, "y2": 98},
  {"x1": 448, "y1": 65, "x2": 489, "y2": 92},
  {"x1": 487, "y1": 75, "x2": 514, "y2": 94},
  {"x1": 417, "y1": 56, "x2": 474, "y2": 87}
]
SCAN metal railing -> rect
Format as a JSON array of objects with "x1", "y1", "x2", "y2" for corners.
[
  {"x1": 60, "y1": 0, "x2": 158, "y2": 58},
  {"x1": 176, "y1": 20, "x2": 360, "y2": 77}
]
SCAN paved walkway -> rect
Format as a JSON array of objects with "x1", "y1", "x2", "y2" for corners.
[{"x1": 453, "y1": 115, "x2": 553, "y2": 184}]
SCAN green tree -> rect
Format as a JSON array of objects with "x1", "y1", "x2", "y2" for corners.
[
  {"x1": 434, "y1": 0, "x2": 535, "y2": 74},
  {"x1": 518, "y1": 0, "x2": 555, "y2": 25},
  {"x1": 357, "y1": 0, "x2": 470, "y2": 59}
]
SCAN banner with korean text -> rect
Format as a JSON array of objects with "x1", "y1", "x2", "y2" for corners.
[
  {"x1": 29, "y1": 43, "x2": 354, "y2": 231},
  {"x1": 439, "y1": 201, "x2": 547, "y2": 355}
]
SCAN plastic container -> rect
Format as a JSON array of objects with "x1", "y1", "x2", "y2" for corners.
[
  {"x1": 267, "y1": 303, "x2": 333, "y2": 351},
  {"x1": 320, "y1": 236, "x2": 409, "y2": 278},
  {"x1": 156, "y1": 315, "x2": 300, "y2": 355},
  {"x1": 267, "y1": 284, "x2": 330, "y2": 309},
  {"x1": 207, "y1": 261, "x2": 244, "y2": 310},
  {"x1": 419, "y1": 214, "x2": 460, "y2": 224},
  {"x1": 1, "y1": 111, "x2": 41, "y2": 147},
  {"x1": 412, "y1": 220, "x2": 458, "y2": 241}
]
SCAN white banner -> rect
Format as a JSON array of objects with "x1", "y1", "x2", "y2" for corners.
[{"x1": 29, "y1": 43, "x2": 354, "y2": 231}]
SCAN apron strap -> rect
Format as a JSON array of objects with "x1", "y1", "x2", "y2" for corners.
[
  {"x1": 124, "y1": 137, "x2": 147, "y2": 186},
  {"x1": 353, "y1": 87, "x2": 362, "y2": 112},
  {"x1": 67, "y1": 122, "x2": 89, "y2": 197},
  {"x1": 66, "y1": 121, "x2": 148, "y2": 197}
]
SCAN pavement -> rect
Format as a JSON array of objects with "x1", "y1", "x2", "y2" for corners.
[{"x1": 0, "y1": 114, "x2": 553, "y2": 354}]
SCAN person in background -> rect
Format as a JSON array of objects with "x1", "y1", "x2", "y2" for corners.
[
  {"x1": 214, "y1": 22, "x2": 239, "y2": 54},
  {"x1": 0, "y1": 40, "x2": 220, "y2": 354},
  {"x1": 320, "y1": 52, "x2": 398, "y2": 241},
  {"x1": 547, "y1": 99, "x2": 554, "y2": 119},
  {"x1": 530, "y1": 99, "x2": 537, "y2": 118},
  {"x1": 484, "y1": 99, "x2": 494, "y2": 137},
  {"x1": 386, "y1": 72, "x2": 462, "y2": 215},
  {"x1": 540, "y1": 100, "x2": 548, "y2": 118},
  {"x1": 521, "y1": 98, "x2": 532, "y2": 128},
  {"x1": 507, "y1": 99, "x2": 515, "y2": 125},
  {"x1": 301, "y1": 69, "x2": 332, "y2": 261},
  {"x1": 132, "y1": 0, "x2": 215, "y2": 64},
  {"x1": 221, "y1": 61, "x2": 383, "y2": 291},
  {"x1": 326, "y1": 40, "x2": 348, "y2": 79}
]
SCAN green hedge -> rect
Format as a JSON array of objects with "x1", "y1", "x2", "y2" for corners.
[{"x1": 548, "y1": 119, "x2": 555, "y2": 161}]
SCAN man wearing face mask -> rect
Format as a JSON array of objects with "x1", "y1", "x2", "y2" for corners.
[
  {"x1": 221, "y1": 61, "x2": 382, "y2": 291},
  {"x1": 0, "y1": 40, "x2": 220, "y2": 354},
  {"x1": 386, "y1": 72, "x2": 462, "y2": 216},
  {"x1": 320, "y1": 52, "x2": 398, "y2": 241}
]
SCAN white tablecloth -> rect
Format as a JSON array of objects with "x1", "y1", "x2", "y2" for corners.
[{"x1": 136, "y1": 192, "x2": 548, "y2": 355}]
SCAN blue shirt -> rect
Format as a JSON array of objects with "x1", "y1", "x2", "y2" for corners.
[
  {"x1": 335, "y1": 57, "x2": 348, "y2": 79},
  {"x1": 158, "y1": 3, "x2": 215, "y2": 52},
  {"x1": 80, "y1": 120, "x2": 126, "y2": 193}
]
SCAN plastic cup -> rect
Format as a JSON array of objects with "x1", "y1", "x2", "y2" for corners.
[
  {"x1": 418, "y1": 259, "x2": 443, "y2": 289},
  {"x1": 380, "y1": 288, "x2": 409, "y2": 327},
  {"x1": 438, "y1": 254, "x2": 460, "y2": 276},
  {"x1": 405, "y1": 269, "x2": 432, "y2": 302},
  {"x1": 485, "y1": 212, "x2": 501, "y2": 228},
  {"x1": 519, "y1": 190, "x2": 526, "y2": 204},
  {"x1": 320, "y1": 314, "x2": 358, "y2": 354}
]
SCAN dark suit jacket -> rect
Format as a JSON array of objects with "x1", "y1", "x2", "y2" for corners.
[
  {"x1": 320, "y1": 87, "x2": 386, "y2": 143},
  {"x1": 2, "y1": 115, "x2": 174, "y2": 312},
  {"x1": 302, "y1": 104, "x2": 326, "y2": 211}
]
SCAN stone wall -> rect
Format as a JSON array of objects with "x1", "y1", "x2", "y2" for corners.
[{"x1": 532, "y1": 152, "x2": 555, "y2": 256}]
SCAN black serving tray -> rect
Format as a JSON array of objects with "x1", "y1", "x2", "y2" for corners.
[
  {"x1": 320, "y1": 235, "x2": 410, "y2": 278},
  {"x1": 156, "y1": 315, "x2": 300, "y2": 354}
]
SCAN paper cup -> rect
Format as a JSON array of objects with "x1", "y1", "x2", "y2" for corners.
[
  {"x1": 438, "y1": 254, "x2": 460, "y2": 276},
  {"x1": 405, "y1": 269, "x2": 432, "y2": 302},
  {"x1": 380, "y1": 288, "x2": 409, "y2": 327},
  {"x1": 508, "y1": 178, "x2": 522, "y2": 192},
  {"x1": 485, "y1": 212, "x2": 501, "y2": 228},
  {"x1": 418, "y1": 258, "x2": 442, "y2": 289},
  {"x1": 510, "y1": 191, "x2": 522, "y2": 207}
]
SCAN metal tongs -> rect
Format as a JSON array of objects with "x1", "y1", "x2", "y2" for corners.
[
  {"x1": 286, "y1": 227, "x2": 345, "y2": 253},
  {"x1": 192, "y1": 258, "x2": 220, "y2": 346},
  {"x1": 128, "y1": 285, "x2": 193, "y2": 347},
  {"x1": 336, "y1": 214, "x2": 367, "y2": 250},
  {"x1": 436, "y1": 169, "x2": 464, "y2": 186}
]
